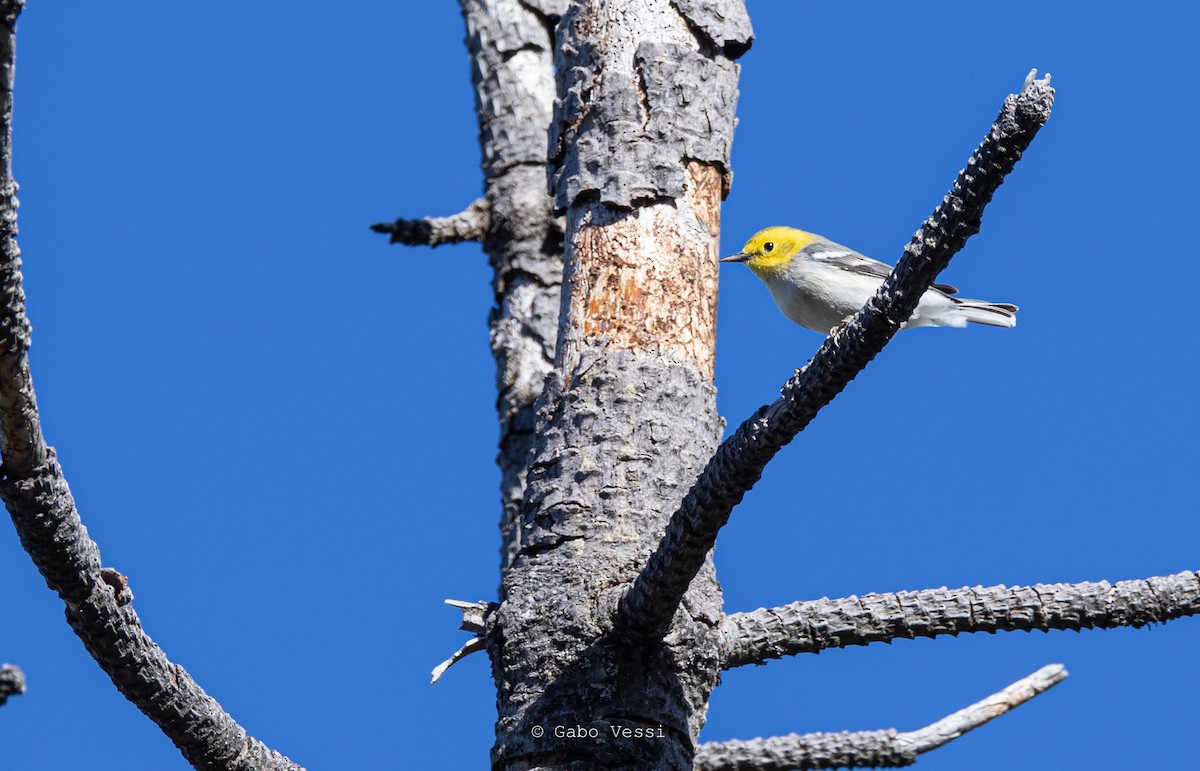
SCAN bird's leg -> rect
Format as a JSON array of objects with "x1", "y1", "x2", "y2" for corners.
[{"x1": 828, "y1": 314, "x2": 856, "y2": 337}]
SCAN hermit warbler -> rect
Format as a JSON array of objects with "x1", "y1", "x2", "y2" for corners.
[{"x1": 723, "y1": 226, "x2": 1017, "y2": 333}]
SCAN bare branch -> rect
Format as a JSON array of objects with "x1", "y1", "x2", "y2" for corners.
[
  {"x1": 720, "y1": 570, "x2": 1200, "y2": 668},
  {"x1": 0, "y1": 9, "x2": 301, "y2": 770},
  {"x1": 0, "y1": 663, "x2": 25, "y2": 706},
  {"x1": 431, "y1": 637, "x2": 487, "y2": 684},
  {"x1": 898, "y1": 664, "x2": 1067, "y2": 755},
  {"x1": 697, "y1": 731, "x2": 911, "y2": 771},
  {"x1": 370, "y1": 197, "x2": 490, "y2": 246},
  {"x1": 694, "y1": 664, "x2": 1067, "y2": 770},
  {"x1": 720, "y1": 564, "x2": 1200, "y2": 667},
  {"x1": 618, "y1": 71, "x2": 1055, "y2": 642},
  {"x1": 430, "y1": 599, "x2": 496, "y2": 683},
  {"x1": 445, "y1": 598, "x2": 495, "y2": 635}
]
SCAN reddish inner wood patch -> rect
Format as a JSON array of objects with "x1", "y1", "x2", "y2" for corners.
[{"x1": 568, "y1": 163, "x2": 722, "y2": 378}]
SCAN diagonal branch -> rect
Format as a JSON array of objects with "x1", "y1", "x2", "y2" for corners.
[
  {"x1": 896, "y1": 663, "x2": 1067, "y2": 755},
  {"x1": 370, "y1": 197, "x2": 490, "y2": 246},
  {"x1": 694, "y1": 664, "x2": 1067, "y2": 770},
  {"x1": 617, "y1": 71, "x2": 1055, "y2": 641},
  {"x1": 0, "y1": 7, "x2": 300, "y2": 770},
  {"x1": 720, "y1": 570, "x2": 1200, "y2": 669}
]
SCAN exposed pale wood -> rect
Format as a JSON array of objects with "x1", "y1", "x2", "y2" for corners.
[{"x1": 694, "y1": 665, "x2": 1067, "y2": 770}]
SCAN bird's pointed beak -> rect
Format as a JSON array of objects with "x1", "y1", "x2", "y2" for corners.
[{"x1": 721, "y1": 252, "x2": 749, "y2": 263}]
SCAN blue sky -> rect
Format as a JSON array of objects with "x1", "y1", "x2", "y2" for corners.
[{"x1": 3, "y1": 2, "x2": 1197, "y2": 769}]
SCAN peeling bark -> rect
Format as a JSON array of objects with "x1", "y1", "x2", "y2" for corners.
[
  {"x1": 558, "y1": 164, "x2": 721, "y2": 379},
  {"x1": 488, "y1": 1, "x2": 750, "y2": 769}
]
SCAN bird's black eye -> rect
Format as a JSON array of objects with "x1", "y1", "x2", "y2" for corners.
[{"x1": 763, "y1": 242, "x2": 775, "y2": 253}]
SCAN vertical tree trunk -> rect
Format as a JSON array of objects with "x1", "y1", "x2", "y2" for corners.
[
  {"x1": 461, "y1": 0, "x2": 566, "y2": 572},
  {"x1": 488, "y1": 1, "x2": 751, "y2": 768}
]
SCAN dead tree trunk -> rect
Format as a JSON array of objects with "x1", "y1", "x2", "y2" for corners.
[
  {"x1": 378, "y1": 2, "x2": 1200, "y2": 771},
  {"x1": 0, "y1": 3, "x2": 1196, "y2": 770},
  {"x1": 483, "y1": 2, "x2": 745, "y2": 767}
]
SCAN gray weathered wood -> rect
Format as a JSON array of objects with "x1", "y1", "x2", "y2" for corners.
[
  {"x1": 618, "y1": 72, "x2": 1056, "y2": 643},
  {"x1": 694, "y1": 665, "x2": 1067, "y2": 770},
  {"x1": 3, "y1": 4, "x2": 1173, "y2": 769},
  {"x1": 721, "y1": 571, "x2": 1200, "y2": 668},
  {"x1": 488, "y1": 1, "x2": 750, "y2": 768},
  {"x1": 460, "y1": 0, "x2": 566, "y2": 570},
  {"x1": 370, "y1": 197, "x2": 490, "y2": 246}
]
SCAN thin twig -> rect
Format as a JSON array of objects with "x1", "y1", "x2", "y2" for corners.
[
  {"x1": 0, "y1": 7, "x2": 300, "y2": 769},
  {"x1": 694, "y1": 664, "x2": 1067, "y2": 770},
  {"x1": 431, "y1": 637, "x2": 487, "y2": 684},
  {"x1": 897, "y1": 664, "x2": 1067, "y2": 755},
  {"x1": 370, "y1": 197, "x2": 490, "y2": 246},
  {"x1": 429, "y1": 598, "x2": 496, "y2": 683},
  {"x1": 720, "y1": 570, "x2": 1200, "y2": 668},
  {"x1": 617, "y1": 71, "x2": 1055, "y2": 642}
]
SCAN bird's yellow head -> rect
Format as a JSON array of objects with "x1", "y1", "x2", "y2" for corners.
[{"x1": 722, "y1": 227, "x2": 819, "y2": 275}]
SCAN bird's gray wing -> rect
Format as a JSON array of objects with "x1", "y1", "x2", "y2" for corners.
[{"x1": 802, "y1": 243, "x2": 958, "y2": 295}]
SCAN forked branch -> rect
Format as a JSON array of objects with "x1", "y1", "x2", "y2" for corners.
[
  {"x1": 694, "y1": 664, "x2": 1067, "y2": 770},
  {"x1": 720, "y1": 571, "x2": 1200, "y2": 668},
  {"x1": 617, "y1": 71, "x2": 1055, "y2": 641}
]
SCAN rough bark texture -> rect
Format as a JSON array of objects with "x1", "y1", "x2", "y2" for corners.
[
  {"x1": 488, "y1": 1, "x2": 750, "y2": 769},
  {"x1": 493, "y1": 353, "x2": 725, "y2": 769},
  {"x1": 7, "y1": 2, "x2": 1192, "y2": 768},
  {"x1": 0, "y1": 6, "x2": 300, "y2": 769},
  {"x1": 695, "y1": 731, "x2": 912, "y2": 771},
  {"x1": 721, "y1": 571, "x2": 1200, "y2": 667},
  {"x1": 461, "y1": 0, "x2": 567, "y2": 572},
  {"x1": 370, "y1": 197, "x2": 490, "y2": 246},
  {"x1": 548, "y1": 21, "x2": 739, "y2": 211}
]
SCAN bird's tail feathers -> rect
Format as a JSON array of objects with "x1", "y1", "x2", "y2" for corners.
[{"x1": 952, "y1": 298, "x2": 1018, "y2": 328}]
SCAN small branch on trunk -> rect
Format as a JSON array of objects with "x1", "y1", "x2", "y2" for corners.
[
  {"x1": 430, "y1": 598, "x2": 497, "y2": 683},
  {"x1": 370, "y1": 197, "x2": 490, "y2": 246},
  {"x1": 694, "y1": 664, "x2": 1067, "y2": 770},
  {"x1": 445, "y1": 598, "x2": 496, "y2": 635},
  {"x1": 721, "y1": 570, "x2": 1200, "y2": 668},
  {"x1": 617, "y1": 70, "x2": 1055, "y2": 642},
  {"x1": 0, "y1": 663, "x2": 25, "y2": 706},
  {"x1": 431, "y1": 637, "x2": 487, "y2": 684}
]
